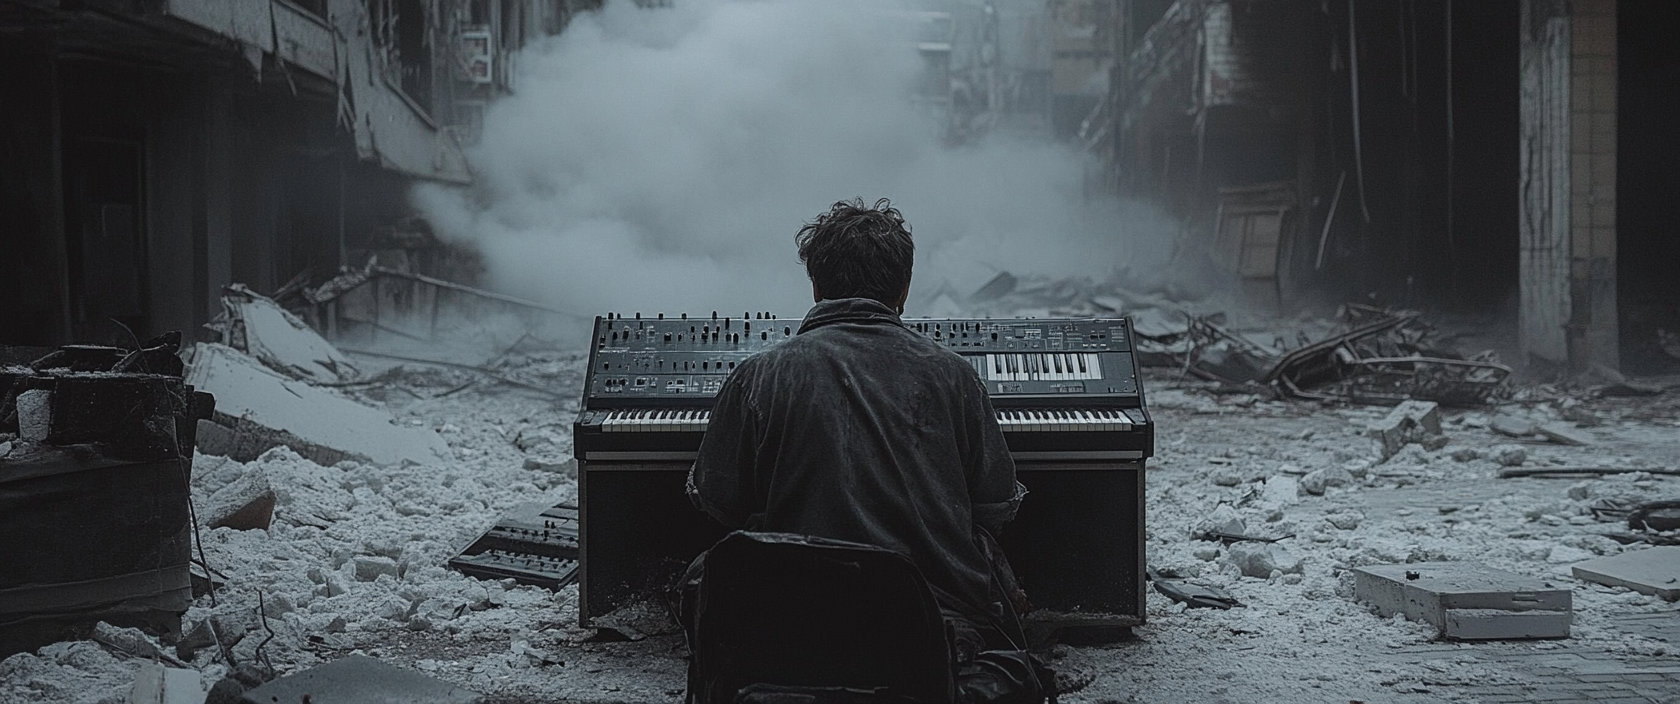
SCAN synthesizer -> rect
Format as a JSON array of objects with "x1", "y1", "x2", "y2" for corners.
[
  {"x1": 447, "y1": 503, "x2": 579, "y2": 591},
  {"x1": 572, "y1": 310, "x2": 1153, "y2": 634},
  {"x1": 573, "y1": 312, "x2": 1152, "y2": 461}
]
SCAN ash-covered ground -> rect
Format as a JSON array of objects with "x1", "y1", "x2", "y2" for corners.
[{"x1": 5, "y1": 349, "x2": 1680, "y2": 704}]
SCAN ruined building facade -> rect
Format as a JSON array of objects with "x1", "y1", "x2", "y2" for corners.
[
  {"x1": 1, "y1": 0, "x2": 597, "y2": 347},
  {"x1": 1093, "y1": 0, "x2": 1679, "y2": 375}
]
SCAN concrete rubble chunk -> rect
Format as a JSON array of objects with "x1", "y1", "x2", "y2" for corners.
[
  {"x1": 185, "y1": 343, "x2": 449, "y2": 467},
  {"x1": 126, "y1": 662, "x2": 203, "y2": 704},
  {"x1": 1366, "y1": 400, "x2": 1443, "y2": 460},
  {"x1": 1198, "y1": 504, "x2": 1247, "y2": 536},
  {"x1": 1261, "y1": 475, "x2": 1301, "y2": 506},
  {"x1": 1490, "y1": 415, "x2": 1538, "y2": 438},
  {"x1": 1300, "y1": 466, "x2": 1354, "y2": 495},
  {"x1": 353, "y1": 555, "x2": 401, "y2": 582},
  {"x1": 1492, "y1": 445, "x2": 1528, "y2": 467},
  {"x1": 1224, "y1": 542, "x2": 1303, "y2": 578},
  {"x1": 203, "y1": 470, "x2": 276, "y2": 531},
  {"x1": 1571, "y1": 546, "x2": 1680, "y2": 601},
  {"x1": 238, "y1": 654, "x2": 482, "y2": 704},
  {"x1": 16, "y1": 389, "x2": 52, "y2": 442},
  {"x1": 1536, "y1": 422, "x2": 1594, "y2": 446},
  {"x1": 1352, "y1": 562, "x2": 1571, "y2": 640},
  {"x1": 1324, "y1": 510, "x2": 1363, "y2": 530}
]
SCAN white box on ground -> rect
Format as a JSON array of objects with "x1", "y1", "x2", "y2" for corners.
[
  {"x1": 1352, "y1": 561, "x2": 1571, "y2": 640},
  {"x1": 1572, "y1": 546, "x2": 1680, "y2": 601}
]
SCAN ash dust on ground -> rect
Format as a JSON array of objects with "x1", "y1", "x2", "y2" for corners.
[{"x1": 4, "y1": 352, "x2": 1680, "y2": 704}]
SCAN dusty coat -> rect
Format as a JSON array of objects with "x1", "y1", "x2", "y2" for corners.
[{"x1": 688, "y1": 297, "x2": 1023, "y2": 618}]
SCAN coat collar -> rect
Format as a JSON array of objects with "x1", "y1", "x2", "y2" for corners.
[{"x1": 797, "y1": 297, "x2": 904, "y2": 334}]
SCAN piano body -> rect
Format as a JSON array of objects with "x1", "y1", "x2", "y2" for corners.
[{"x1": 573, "y1": 312, "x2": 1152, "y2": 636}]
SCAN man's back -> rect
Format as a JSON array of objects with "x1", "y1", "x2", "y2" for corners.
[{"x1": 688, "y1": 297, "x2": 1019, "y2": 618}]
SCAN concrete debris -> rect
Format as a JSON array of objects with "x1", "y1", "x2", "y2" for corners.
[
  {"x1": 353, "y1": 555, "x2": 402, "y2": 582},
  {"x1": 125, "y1": 662, "x2": 203, "y2": 704},
  {"x1": 1300, "y1": 466, "x2": 1354, "y2": 495},
  {"x1": 186, "y1": 343, "x2": 450, "y2": 467},
  {"x1": 14, "y1": 389, "x2": 50, "y2": 442},
  {"x1": 1261, "y1": 474, "x2": 1301, "y2": 506},
  {"x1": 1197, "y1": 504, "x2": 1247, "y2": 537},
  {"x1": 1492, "y1": 445, "x2": 1529, "y2": 467},
  {"x1": 1223, "y1": 542, "x2": 1303, "y2": 578},
  {"x1": 210, "y1": 284, "x2": 358, "y2": 384},
  {"x1": 1489, "y1": 415, "x2": 1538, "y2": 438},
  {"x1": 1352, "y1": 562, "x2": 1572, "y2": 640},
  {"x1": 1571, "y1": 547, "x2": 1680, "y2": 601},
  {"x1": 202, "y1": 470, "x2": 276, "y2": 531},
  {"x1": 239, "y1": 654, "x2": 483, "y2": 704},
  {"x1": 1366, "y1": 400, "x2": 1444, "y2": 460},
  {"x1": 1536, "y1": 422, "x2": 1594, "y2": 446},
  {"x1": 90, "y1": 622, "x2": 191, "y2": 669},
  {"x1": 1324, "y1": 510, "x2": 1364, "y2": 530}
]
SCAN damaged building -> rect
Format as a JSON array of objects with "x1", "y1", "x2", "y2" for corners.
[
  {"x1": 1086, "y1": 0, "x2": 1680, "y2": 376},
  {"x1": 0, "y1": 0, "x2": 598, "y2": 348}
]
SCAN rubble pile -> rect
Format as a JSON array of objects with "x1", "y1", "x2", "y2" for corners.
[
  {"x1": 929, "y1": 271, "x2": 1514, "y2": 408},
  {"x1": 3, "y1": 279, "x2": 1679, "y2": 702}
]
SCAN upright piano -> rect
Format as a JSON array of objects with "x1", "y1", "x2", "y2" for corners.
[{"x1": 573, "y1": 312, "x2": 1153, "y2": 637}]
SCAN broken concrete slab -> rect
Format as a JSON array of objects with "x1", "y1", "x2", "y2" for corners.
[
  {"x1": 185, "y1": 343, "x2": 449, "y2": 467},
  {"x1": 15, "y1": 389, "x2": 51, "y2": 442},
  {"x1": 354, "y1": 555, "x2": 401, "y2": 582},
  {"x1": 239, "y1": 654, "x2": 482, "y2": 704},
  {"x1": 1490, "y1": 415, "x2": 1538, "y2": 438},
  {"x1": 1224, "y1": 542, "x2": 1303, "y2": 578},
  {"x1": 1571, "y1": 546, "x2": 1680, "y2": 601},
  {"x1": 1537, "y1": 422, "x2": 1594, "y2": 446},
  {"x1": 215, "y1": 284, "x2": 358, "y2": 384},
  {"x1": 126, "y1": 663, "x2": 203, "y2": 704},
  {"x1": 203, "y1": 470, "x2": 276, "y2": 531},
  {"x1": 1352, "y1": 562, "x2": 1571, "y2": 640},
  {"x1": 1367, "y1": 400, "x2": 1443, "y2": 460}
]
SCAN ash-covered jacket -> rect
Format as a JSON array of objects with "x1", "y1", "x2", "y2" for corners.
[{"x1": 687, "y1": 296, "x2": 1025, "y2": 619}]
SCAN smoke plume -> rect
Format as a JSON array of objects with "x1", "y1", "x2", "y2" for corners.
[{"x1": 414, "y1": 0, "x2": 1178, "y2": 323}]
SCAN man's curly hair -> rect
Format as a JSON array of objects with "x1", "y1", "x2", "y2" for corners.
[{"x1": 795, "y1": 198, "x2": 915, "y2": 306}]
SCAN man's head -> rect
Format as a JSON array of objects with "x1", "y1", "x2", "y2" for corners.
[{"x1": 795, "y1": 198, "x2": 914, "y2": 311}]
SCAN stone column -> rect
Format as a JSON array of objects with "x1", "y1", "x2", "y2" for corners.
[{"x1": 1518, "y1": 0, "x2": 1619, "y2": 373}]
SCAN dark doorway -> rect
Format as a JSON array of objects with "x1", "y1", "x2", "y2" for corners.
[
  {"x1": 1617, "y1": 0, "x2": 1680, "y2": 375},
  {"x1": 62, "y1": 137, "x2": 147, "y2": 342}
]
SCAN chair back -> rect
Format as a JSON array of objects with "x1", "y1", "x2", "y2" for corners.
[{"x1": 688, "y1": 531, "x2": 953, "y2": 704}]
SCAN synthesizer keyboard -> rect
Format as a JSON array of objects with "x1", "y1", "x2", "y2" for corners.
[{"x1": 573, "y1": 312, "x2": 1152, "y2": 460}]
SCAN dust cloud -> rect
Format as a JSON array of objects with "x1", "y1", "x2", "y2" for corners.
[{"x1": 413, "y1": 0, "x2": 1179, "y2": 322}]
